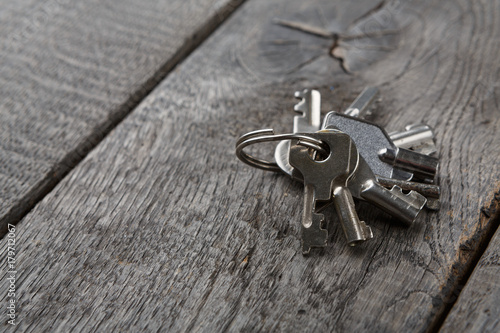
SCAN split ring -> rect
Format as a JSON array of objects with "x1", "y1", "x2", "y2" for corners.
[{"x1": 235, "y1": 129, "x2": 328, "y2": 171}]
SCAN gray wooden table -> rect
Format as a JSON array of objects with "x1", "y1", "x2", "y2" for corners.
[{"x1": 1, "y1": 0, "x2": 499, "y2": 332}]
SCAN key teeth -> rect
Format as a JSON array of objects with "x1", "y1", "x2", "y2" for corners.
[
  {"x1": 361, "y1": 222, "x2": 374, "y2": 240},
  {"x1": 390, "y1": 185, "x2": 427, "y2": 210},
  {"x1": 392, "y1": 185, "x2": 405, "y2": 196},
  {"x1": 294, "y1": 89, "x2": 306, "y2": 99},
  {"x1": 360, "y1": 181, "x2": 427, "y2": 226},
  {"x1": 301, "y1": 212, "x2": 328, "y2": 255},
  {"x1": 294, "y1": 89, "x2": 308, "y2": 114},
  {"x1": 347, "y1": 221, "x2": 374, "y2": 247}
]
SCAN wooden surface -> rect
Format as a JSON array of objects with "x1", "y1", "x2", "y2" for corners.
[
  {"x1": 441, "y1": 223, "x2": 500, "y2": 333},
  {"x1": 1, "y1": 0, "x2": 500, "y2": 331},
  {"x1": 0, "y1": 0, "x2": 243, "y2": 232}
]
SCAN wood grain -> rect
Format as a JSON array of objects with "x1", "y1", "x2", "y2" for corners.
[
  {"x1": 0, "y1": 0, "x2": 244, "y2": 232},
  {"x1": 1, "y1": 0, "x2": 500, "y2": 331},
  {"x1": 441, "y1": 222, "x2": 500, "y2": 332}
]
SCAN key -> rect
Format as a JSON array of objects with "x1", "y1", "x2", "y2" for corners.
[
  {"x1": 289, "y1": 130, "x2": 372, "y2": 253},
  {"x1": 275, "y1": 89, "x2": 321, "y2": 177},
  {"x1": 347, "y1": 155, "x2": 427, "y2": 226},
  {"x1": 321, "y1": 87, "x2": 413, "y2": 179},
  {"x1": 274, "y1": 87, "x2": 436, "y2": 177}
]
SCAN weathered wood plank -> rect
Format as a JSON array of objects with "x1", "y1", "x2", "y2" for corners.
[
  {"x1": 2, "y1": 0, "x2": 500, "y2": 331},
  {"x1": 441, "y1": 220, "x2": 500, "y2": 333},
  {"x1": 0, "y1": 0, "x2": 244, "y2": 232}
]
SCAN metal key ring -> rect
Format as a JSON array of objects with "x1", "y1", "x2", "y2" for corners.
[{"x1": 235, "y1": 129, "x2": 328, "y2": 172}]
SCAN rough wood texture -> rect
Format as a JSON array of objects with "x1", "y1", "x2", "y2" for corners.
[
  {"x1": 441, "y1": 223, "x2": 500, "y2": 333},
  {"x1": 0, "y1": 0, "x2": 243, "y2": 232},
  {"x1": 1, "y1": 0, "x2": 500, "y2": 331}
]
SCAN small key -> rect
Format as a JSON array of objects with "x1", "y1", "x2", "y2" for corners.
[
  {"x1": 289, "y1": 130, "x2": 372, "y2": 253},
  {"x1": 275, "y1": 89, "x2": 321, "y2": 177},
  {"x1": 347, "y1": 155, "x2": 427, "y2": 226}
]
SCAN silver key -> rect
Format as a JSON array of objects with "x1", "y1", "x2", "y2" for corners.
[
  {"x1": 275, "y1": 89, "x2": 321, "y2": 177},
  {"x1": 348, "y1": 155, "x2": 427, "y2": 226},
  {"x1": 289, "y1": 130, "x2": 372, "y2": 253},
  {"x1": 322, "y1": 111, "x2": 415, "y2": 180}
]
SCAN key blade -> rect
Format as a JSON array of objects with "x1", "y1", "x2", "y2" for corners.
[
  {"x1": 333, "y1": 186, "x2": 373, "y2": 246},
  {"x1": 274, "y1": 89, "x2": 322, "y2": 178},
  {"x1": 389, "y1": 124, "x2": 437, "y2": 155},
  {"x1": 375, "y1": 176, "x2": 441, "y2": 210},
  {"x1": 375, "y1": 176, "x2": 440, "y2": 198},
  {"x1": 347, "y1": 155, "x2": 427, "y2": 224},
  {"x1": 302, "y1": 185, "x2": 328, "y2": 254},
  {"x1": 360, "y1": 181, "x2": 427, "y2": 226},
  {"x1": 379, "y1": 147, "x2": 439, "y2": 182},
  {"x1": 425, "y1": 198, "x2": 441, "y2": 210},
  {"x1": 344, "y1": 86, "x2": 379, "y2": 118},
  {"x1": 294, "y1": 89, "x2": 321, "y2": 132}
]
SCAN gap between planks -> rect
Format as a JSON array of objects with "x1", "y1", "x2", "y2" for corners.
[
  {"x1": 429, "y1": 191, "x2": 500, "y2": 333},
  {"x1": 1, "y1": 0, "x2": 247, "y2": 238}
]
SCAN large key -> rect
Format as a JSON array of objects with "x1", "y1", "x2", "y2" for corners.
[
  {"x1": 275, "y1": 89, "x2": 321, "y2": 177},
  {"x1": 289, "y1": 130, "x2": 373, "y2": 254}
]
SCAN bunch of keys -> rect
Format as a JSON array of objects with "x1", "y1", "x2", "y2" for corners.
[{"x1": 236, "y1": 88, "x2": 440, "y2": 254}]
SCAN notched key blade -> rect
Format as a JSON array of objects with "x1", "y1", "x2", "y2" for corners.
[
  {"x1": 360, "y1": 182, "x2": 427, "y2": 226},
  {"x1": 274, "y1": 89, "x2": 322, "y2": 178},
  {"x1": 293, "y1": 89, "x2": 321, "y2": 133}
]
